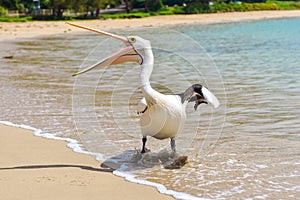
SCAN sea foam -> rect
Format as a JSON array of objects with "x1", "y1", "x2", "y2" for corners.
[{"x1": 0, "y1": 120, "x2": 91, "y2": 156}]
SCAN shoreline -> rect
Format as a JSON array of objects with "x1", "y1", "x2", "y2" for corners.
[
  {"x1": 0, "y1": 10, "x2": 300, "y2": 40},
  {"x1": 0, "y1": 122, "x2": 174, "y2": 200}
]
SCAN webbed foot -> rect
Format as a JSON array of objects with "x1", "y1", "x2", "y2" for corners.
[{"x1": 164, "y1": 156, "x2": 188, "y2": 169}]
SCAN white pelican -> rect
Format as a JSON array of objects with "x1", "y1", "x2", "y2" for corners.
[{"x1": 67, "y1": 22, "x2": 220, "y2": 154}]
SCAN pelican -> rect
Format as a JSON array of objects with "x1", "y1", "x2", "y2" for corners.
[{"x1": 67, "y1": 22, "x2": 220, "y2": 154}]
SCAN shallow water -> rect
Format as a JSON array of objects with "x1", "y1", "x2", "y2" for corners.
[{"x1": 1, "y1": 18, "x2": 300, "y2": 199}]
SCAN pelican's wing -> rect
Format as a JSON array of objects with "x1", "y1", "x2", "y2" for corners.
[
  {"x1": 180, "y1": 84, "x2": 220, "y2": 110},
  {"x1": 201, "y1": 86, "x2": 220, "y2": 108},
  {"x1": 137, "y1": 98, "x2": 148, "y2": 114},
  {"x1": 188, "y1": 93, "x2": 209, "y2": 110}
]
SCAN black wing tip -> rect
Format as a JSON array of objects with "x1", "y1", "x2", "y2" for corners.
[
  {"x1": 180, "y1": 84, "x2": 205, "y2": 104},
  {"x1": 137, "y1": 106, "x2": 148, "y2": 115}
]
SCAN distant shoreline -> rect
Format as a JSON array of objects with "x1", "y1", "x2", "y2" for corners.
[
  {"x1": 1, "y1": 10, "x2": 300, "y2": 200},
  {"x1": 1, "y1": 10, "x2": 300, "y2": 40}
]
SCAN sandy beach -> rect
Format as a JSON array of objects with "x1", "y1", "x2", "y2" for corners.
[
  {"x1": 0, "y1": 124, "x2": 173, "y2": 200},
  {"x1": 1, "y1": 10, "x2": 300, "y2": 200},
  {"x1": 1, "y1": 10, "x2": 300, "y2": 40}
]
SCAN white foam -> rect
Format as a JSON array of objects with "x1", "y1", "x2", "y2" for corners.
[
  {"x1": 256, "y1": 164, "x2": 268, "y2": 169},
  {"x1": 114, "y1": 169, "x2": 209, "y2": 200},
  {"x1": 0, "y1": 120, "x2": 92, "y2": 156}
]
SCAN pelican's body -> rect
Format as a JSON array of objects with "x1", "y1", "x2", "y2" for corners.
[
  {"x1": 137, "y1": 81, "x2": 218, "y2": 153},
  {"x1": 67, "y1": 22, "x2": 220, "y2": 153},
  {"x1": 139, "y1": 94, "x2": 186, "y2": 140}
]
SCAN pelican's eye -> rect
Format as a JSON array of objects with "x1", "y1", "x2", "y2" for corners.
[{"x1": 129, "y1": 37, "x2": 136, "y2": 43}]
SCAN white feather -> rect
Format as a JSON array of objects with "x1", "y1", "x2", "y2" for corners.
[
  {"x1": 202, "y1": 87, "x2": 220, "y2": 108},
  {"x1": 137, "y1": 98, "x2": 147, "y2": 114}
]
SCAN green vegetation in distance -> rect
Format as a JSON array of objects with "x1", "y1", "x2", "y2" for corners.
[
  {"x1": 0, "y1": 1, "x2": 300, "y2": 22},
  {"x1": 100, "y1": 7, "x2": 184, "y2": 19},
  {"x1": 0, "y1": 15, "x2": 32, "y2": 22}
]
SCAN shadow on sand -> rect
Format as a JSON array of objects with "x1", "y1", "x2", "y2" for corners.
[
  {"x1": 101, "y1": 149, "x2": 188, "y2": 171},
  {"x1": 0, "y1": 150, "x2": 187, "y2": 173},
  {"x1": 0, "y1": 164, "x2": 114, "y2": 172}
]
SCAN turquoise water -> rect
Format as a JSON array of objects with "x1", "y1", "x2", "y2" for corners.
[
  {"x1": 1, "y1": 17, "x2": 299, "y2": 199},
  {"x1": 186, "y1": 18, "x2": 300, "y2": 138}
]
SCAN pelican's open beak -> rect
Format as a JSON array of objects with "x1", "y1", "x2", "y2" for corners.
[{"x1": 66, "y1": 22, "x2": 142, "y2": 76}]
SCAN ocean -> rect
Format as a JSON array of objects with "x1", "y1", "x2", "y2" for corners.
[{"x1": 1, "y1": 17, "x2": 299, "y2": 199}]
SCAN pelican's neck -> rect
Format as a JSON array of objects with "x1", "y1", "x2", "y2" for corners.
[
  {"x1": 140, "y1": 48, "x2": 156, "y2": 98},
  {"x1": 140, "y1": 48, "x2": 153, "y2": 86}
]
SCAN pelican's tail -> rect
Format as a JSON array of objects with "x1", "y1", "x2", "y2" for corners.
[{"x1": 202, "y1": 87, "x2": 220, "y2": 108}]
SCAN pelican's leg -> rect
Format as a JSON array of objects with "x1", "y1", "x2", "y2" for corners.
[
  {"x1": 171, "y1": 138, "x2": 176, "y2": 153},
  {"x1": 141, "y1": 137, "x2": 147, "y2": 154}
]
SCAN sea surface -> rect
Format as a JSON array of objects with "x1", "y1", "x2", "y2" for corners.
[{"x1": 1, "y1": 17, "x2": 300, "y2": 199}]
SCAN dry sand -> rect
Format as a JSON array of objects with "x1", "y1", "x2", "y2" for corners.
[
  {"x1": 0, "y1": 124, "x2": 173, "y2": 200},
  {"x1": 0, "y1": 10, "x2": 300, "y2": 40},
  {"x1": 1, "y1": 10, "x2": 300, "y2": 200}
]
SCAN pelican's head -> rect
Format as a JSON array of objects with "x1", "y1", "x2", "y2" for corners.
[
  {"x1": 67, "y1": 22, "x2": 150, "y2": 76},
  {"x1": 126, "y1": 35, "x2": 152, "y2": 63}
]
